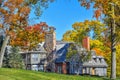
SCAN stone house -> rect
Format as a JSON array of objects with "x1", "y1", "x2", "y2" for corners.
[{"x1": 20, "y1": 27, "x2": 108, "y2": 76}]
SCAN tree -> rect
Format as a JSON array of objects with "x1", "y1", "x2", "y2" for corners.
[
  {"x1": 8, "y1": 47, "x2": 24, "y2": 69},
  {"x1": 0, "y1": 0, "x2": 30, "y2": 68},
  {"x1": 2, "y1": 47, "x2": 9, "y2": 68},
  {"x1": 62, "y1": 20, "x2": 105, "y2": 43},
  {"x1": 66, "y1": 43, "x2": 91, "y2": 62},
  {"x1": 62, "y1": 30, "x2": 75, "y2": 42}
]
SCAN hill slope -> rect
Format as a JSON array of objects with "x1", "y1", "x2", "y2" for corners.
[{"x1": 0, "y1": 68, "x2": 111, "y2": 80}]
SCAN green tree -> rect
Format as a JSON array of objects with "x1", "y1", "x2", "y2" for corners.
[
  {"x1": 66, "y1": 43, "x2": 91, "y2": 62},
  {"x1": 2, "y1": 48, "x2": 9, "y2": 68},
  {"x1": 7, "y1": 47, "x2": 24, "y2": 69}
]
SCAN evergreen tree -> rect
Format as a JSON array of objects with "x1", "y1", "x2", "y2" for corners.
[
  {"x1": 2, "y1": 48, "x2": 9, "y2": 68},
  {"x1": 7, "y1": 47, "x2": 25, "y2": 69}
]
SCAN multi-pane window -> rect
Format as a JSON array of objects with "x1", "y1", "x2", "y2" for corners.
[{"x1": 32, "y1": 54, "x2": 39, "y2": 62}]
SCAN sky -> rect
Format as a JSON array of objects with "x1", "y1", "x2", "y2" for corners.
[{"x1": 30, "y1": 0, "x2": 95, "y2": 40}]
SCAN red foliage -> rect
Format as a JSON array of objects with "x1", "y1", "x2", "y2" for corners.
[
  {"x1": 94, "y1": 9, "x2": 102, "y2": 20},
  {"x1": 10, "y1": 22, "x2": 49, "y2": 50}
]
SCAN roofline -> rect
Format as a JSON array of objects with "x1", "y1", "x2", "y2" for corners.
[
  {"x1": 83, "y1": 65, "x2": 108, "y2": 68},
  {"x1": 19, "y1": 51, "x2": 47, "y2": 54}
]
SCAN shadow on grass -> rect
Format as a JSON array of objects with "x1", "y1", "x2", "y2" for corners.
[
  {"x1": 82, "y1": 75, "x2": 116, "y2": 80},
  {"x1": 102, "y1": 77, "x2": 120, "y2": 80},
  {"x1": 102, "y1": 77, "x2": 111, "y2": 80}
]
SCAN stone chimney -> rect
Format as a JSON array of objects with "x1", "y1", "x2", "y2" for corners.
[
  {"x1": 82, "y1": 36, "x2": 90, "y2": 51},
  {"x1": 44, "y1": 27, "x2": 56, "y2": 53}
]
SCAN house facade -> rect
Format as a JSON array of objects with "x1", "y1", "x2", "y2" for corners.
[
  {"x1": 52, "y1": 42, "x2": 107, "y2": 76},
  {"x1": 20, "y1": 43, "x2": 47, "y2": 71},
  {"x1": 20, "y1": 27, "x2": 108, "y2": 76}
]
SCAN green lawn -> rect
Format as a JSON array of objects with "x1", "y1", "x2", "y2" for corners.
[{"x1": 0, "y1": 68, "x2": 119, "y2": 80}]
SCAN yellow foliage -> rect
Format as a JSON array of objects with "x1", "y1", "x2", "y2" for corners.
[
  {"x1": 90, "y1": 39, "x2": 103, "y2": 49},
  {"x1": 116, "y1": 44, "x2": 120, "y2": 76},
  {"x1": 92, "y1": 48, "x2": 104, "y2": 56}
]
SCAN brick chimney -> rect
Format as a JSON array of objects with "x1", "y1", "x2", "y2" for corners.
[
  {"x1": 82, "y1": 36, "x2": 90, "y2": 51},
  {"x1": 44, "y1": 27, "x2": 56, "y2": 53}
]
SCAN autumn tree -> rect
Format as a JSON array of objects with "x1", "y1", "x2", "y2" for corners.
[
  {"x1": 0, "y1": 0, "x2": 30, "y2": 68},
  {"x1": 78, "y1": 0, "x2": 120, "y2": 79},
  {"x1": 62, "y1": 20, "x2": 105, "y2": 43},
  {"x1": 10, "y1": 22, "x2": 49, "y2": 50},
  {"x1": 62, "y1": 30, "x2": 75, "y2": 42}
]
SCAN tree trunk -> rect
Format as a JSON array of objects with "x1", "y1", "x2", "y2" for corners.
[
  {"x1": 110, "y1": 4, "x2": 116, "y2": 79},
  {"x1": 0, "y1": 36, "x2": 10, "y2": 68}
]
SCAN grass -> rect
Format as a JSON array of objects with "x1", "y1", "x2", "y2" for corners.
[{"x1": 0, "y1": 68, "x2": 119, "y2": 80}]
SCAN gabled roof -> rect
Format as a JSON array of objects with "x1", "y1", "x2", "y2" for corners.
[
  {"x1": 20, "y1": 42, "x2": 47, "y2": 54},
  {"x1": 55, "y1": 41, "x2": 69, "y2": 63}
]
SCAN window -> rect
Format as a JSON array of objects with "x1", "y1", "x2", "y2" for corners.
[
  {"x1": 32, "y1": 65, "x2": 38, "y2": 71},
  {"x1": 27, "y1": 54, "x2": 31, "y2": 63},
  {"x1": 32, "y1": 54, "x2": 39, "y2": 62},
  {"x1": 27, "y1": 65, "x2": 31, "y2": 70},
  {"x1": 57, "y1": 66, "x2": 62, "y2": 73},
  {"x1": 39, "y1": 65, "x2": 44, "y2": 71}
]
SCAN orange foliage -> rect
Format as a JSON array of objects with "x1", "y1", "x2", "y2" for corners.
[
  {"x1": 92, "y1": 48, "x2": 104, "y2": 56},
  {"x1": 79, "y1": 0, "x2": 119, "y2": 19},
  {"x1": 0, "y1": 0, "x2": 30, "y2": 33},
  {"x1": 10, "y1": 22, "x2": 49, "y2": 50},
  {"x1": 94, "y1": 9, "x2": 102, "y2": 20}
]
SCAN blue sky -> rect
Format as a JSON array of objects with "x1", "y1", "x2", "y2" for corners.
[{"x1": 30, "y1": 0, "x2": 95, "y2": 40}]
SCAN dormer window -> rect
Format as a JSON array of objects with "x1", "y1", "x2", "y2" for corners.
[
  {"x1": 96, "y1": 58, "x2": 100, "y2": 63},
  {"x1": 101, "y1": 58, "x2": 105, "y2": 63}
]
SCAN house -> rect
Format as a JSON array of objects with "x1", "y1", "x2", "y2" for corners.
[
  {"x1": 53, "y1": 38, "x2": 108, "y2": 76},
  {"x1": 52, "y1": 42, "x2": 108, "y2": 76},
  {"x1": 20, "y1": 27, "x2": 57, "y2": 71},
  {"x1": 20, "y1": 43, "x2": 47, "y2": 71},
  {"x1": 20, "y1": 26, "x2": 108, "y2": 76}
]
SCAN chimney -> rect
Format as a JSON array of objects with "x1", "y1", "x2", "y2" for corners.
[
  {"x1": 82, "y1": 36, "x2": 90, "y2": 51},
  {"x1": 49, "y1": 27, "x2": 56, "y2": 51},
  {"x1": 44, "y1": 27, "x2": 56, "y2": 53}
]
